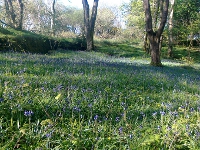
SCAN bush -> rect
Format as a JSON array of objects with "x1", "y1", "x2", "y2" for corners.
[
  {"x1": 177, "y1": 40, "x2": 200, "y2": 47},
  {"x1": 0, "y1": 27, "x2": 86, "y2": 53},
  {"x1": 57, "y1": 36, "x2": 86, "y2": 51}
]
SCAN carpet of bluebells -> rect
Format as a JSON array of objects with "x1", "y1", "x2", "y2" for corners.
[{"x1": 0, "y1": 51, "x2": 200, "y2": 149}]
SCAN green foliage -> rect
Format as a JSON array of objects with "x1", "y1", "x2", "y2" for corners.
[
  {"x1": 0, "y1": 49, "x2": 199, "y2": 149},
  {"x1": 121, "y1": 0, "x2": 145, "y2": 39},
  {"x1": 174, "y1": 0, "x2": 200, "y2": 41},
  {"x1": 56, "y1": 6, "x2": 84, "y2": 35},
  {"x1": 122, "y1": 0, "x2": 144, "y2": 28}
]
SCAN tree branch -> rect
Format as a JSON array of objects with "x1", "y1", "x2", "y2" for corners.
[
  {"x1": 143, "y1": 0, "x2": 153, "y2": 33},
  {"x1": 90, "y1": 0, "x2": 99, "y2": 31},
  {"x1": 157, "y1": 0, "x2": 169, "y2": 37}
]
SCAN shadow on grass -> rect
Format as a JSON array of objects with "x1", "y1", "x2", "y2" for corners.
[{"x1": 95, "y1": 40, "x2": 145, "y2": 58}]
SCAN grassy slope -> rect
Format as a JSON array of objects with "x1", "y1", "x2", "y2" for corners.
[
  {"x1": 0, "y1": 44, "x2": 200, "y2": 149},
  {"x1": 0, "y1": 27, "x2": 86, "y2": 53}
]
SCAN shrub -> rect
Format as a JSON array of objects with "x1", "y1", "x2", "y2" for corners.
[{"x1": 0, "y1": 27, "x2": 86, "y2": 53}]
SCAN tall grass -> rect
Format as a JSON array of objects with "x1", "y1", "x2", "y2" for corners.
[{"x1": 0, "y1": 50, "x2": 200, "y2": 149}]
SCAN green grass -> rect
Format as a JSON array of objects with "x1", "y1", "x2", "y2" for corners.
[
  {"x1": 95, "y1": 39, "x2": 200, "y2": 64},
  {"x1": 161, "y1": 46, "x2": 200, "y2": 63},
  {"x1": 0, "y1": 48, "x2": 200, "y2": 149},
  {"x1": 95, "y1": 39, "x2": 146, "y2": 58}
]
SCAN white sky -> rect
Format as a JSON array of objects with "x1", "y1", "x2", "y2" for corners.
[{"x1": 59, "y1": 0, "x2": 130, "y2": 8}]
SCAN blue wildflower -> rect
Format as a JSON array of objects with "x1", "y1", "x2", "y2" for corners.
[
  {"x1": 121, "y1": 102, "x2": 125, "y2": 106},
  {"x1": 152, "y1": 112, "x2": 157, "y2": 117},
  {"x1": 103, "y1": 116, "x2": 108, "y2": 121},
  {"x1": 0, "y1": 98, "x2": 4, "y2": 102},
  {"x1": 73, "y1": 106, "x2": 80, "y2": 112},
  {"x1": 24, "y1": 110, "x2": 33, "y2": 117},
  {"x1": 119, "y1": 127, "x2": 123, "y2": 134},
  {"x1": 129, "y1": 134, "x2": 133, "y2": 139},
  {"x1": 173, "y1": 111, "x2": 178, "y2": 117},
  {"x1": 160, "y1": 111, "x2": 165, "y2": 116},
  {"x1": 197, "y1": 106, "x2": 200, "y2": 111},
  {"x1": 121, "y1": 102, "x2": 128, "y2": 110},
  {"x1": 140, "y1": 112, "x2": 145, "y2": 117},
  {"x1": 46, "y1": 133, "x2": 52, "y2": 138},
  {"x1": 115, "y1": 116, "x2": 120, "y2": 122},
  {"x1": 94, "y1": 115, "x2": 98, "y2": 120},
  {"x1": 186, "y1": 124, "x2": 190, "y2": 132},
  {"x1": 88, "y1": 103, "x2": 92, "y2": 108},
  {"x1": 28, "y1": 99, "x2": 33, "y2": 104},
  {"x1": 195, "y1": 131, "x2": 200, "y2": 140},
  {"x1": 190, "y1": 107, "x2": 194, "y2": 112},
  {"x1": 167, "y1": 126, "x2": 171, "y2": 131}
]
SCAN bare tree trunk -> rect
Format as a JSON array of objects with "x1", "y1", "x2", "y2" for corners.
[
  {"x1": 153, "y1": 0, "x2": 160, "y2": 29},
  {"x1": 17, "y1": 0, "x2": 24, "y2": 30},
  {"x1": 4, "y1": 0, "x2": 10, "y2": 23},
  {"x1": 82, "y1": 0, "x2": 99, "y2": 50},
  {"x1": 144, "y1": 32, "x2": 150, "y2": 54},
  {"x1": 4, "y1": 0, "x2": 17, "y2": 27},
  {"x1": 168, "y1": 0, "x2": 175, "y2": 57},
  {"x1": 51, "y1": 0, "x2": 56, "y2": 36},
  {"x1": 4, "y1": 0, "x2": 24, "y2": 29},
  {"x1": 148, "y1": 33, "x2": 161, "y2": 65},
  {"x1": 143, "y1": 0, "x2": 169, "y2": 66}
]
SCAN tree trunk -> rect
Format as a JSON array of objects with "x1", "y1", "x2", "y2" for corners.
[
  {"x1": 149, "y1": 34, "x2": 161, "y2": 66},
  {"x1": 168, "y1": 0, "x2": 175, "y2": 57},
  {"x1": 4, "y1": 0, "x2": 24, "y2": 29},
  {"x1": 82, "y1": 0, "x2": 99, "y2": 51},
  {"x1": 4, "y1": 0, "x2": 17, "y2": 27},
  {"x1": 143, "y1": 0, "x2": 169, "y2": 66},
  {"x1": 144, "y1": 32, "x2": 150, "y2": 54},
  {"x1": 17, "y1": 0, "x2": 24, "y2": 30},
  {"x1": 4, "y1": 0, "x2": 10, "y2": 24},
  {"x1": 86, "y1": 31, "x2": 94, "y2": 50},
  {"x1": 51, "y1": 0, "x2": 56, "y2": 36},
  {"x1": 153, "y1": 0, "x2": 160, "y2": 29}
]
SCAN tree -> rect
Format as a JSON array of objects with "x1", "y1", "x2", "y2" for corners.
[
  {"x1": 173, "y1": 0, "x2": 200, "y2": 45},
  {"x1": 143, "y1": 0, "x2": 169, "y2": 66},
  {"x1": 4, "y1": 0, "x2": 16, "y2": 27},
  {"x1": 56, "y1": 6, "x2": 84, "y2": 36},
  {"x1": 2, "y1": 0, "x2": 24, "y2": 29},
  {"x1": 24, "y1": 0, "x2": 51, "y2": 34},
  {"x1": 167, "y1": 0, "x2": 175, "y2": 57},
  {"x1": 122, "y1": 0, "x2": 145, "y2": 39},
  {"x1": 51, "y1": 0, "x2": 56, "y2": 36},
  {"x1": 95, "y1": 6, "x2": 119, "y2": 38},
  {"x1": 17, "y1": 0, "x2": 24, "y2": 30},
  {"x1": 82, "y1": 0, "x2": 99, "y2": 50}
]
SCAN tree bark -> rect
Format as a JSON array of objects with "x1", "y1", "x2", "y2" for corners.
[
  {"x1": 144, "y1": 32, "x2": 150, "y2": 54},
  {"x1": 82, "y1": 0, "x2": 99, "y2": 50},
  {"x1": 168, "y1": 0, "x2": 175, "y2": 57},
  {"x1": 143, "y1": 0, "x2": 169, "y2": 66},
  {"x1": 51, "y1": 0, "x2": 56, "y2": 36},
  {"x1": 4, "y1": 0, "x2": 16, "y2": 27},
  {"x1": 153, "y1": 0, "x2": 160, "y2": 29},
  {"x1": 4, "y1": 0, "x2": 24, "y2": 29},
  {"x1": 17, "y1": 0, "x2": 24, "y2": 30}
]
